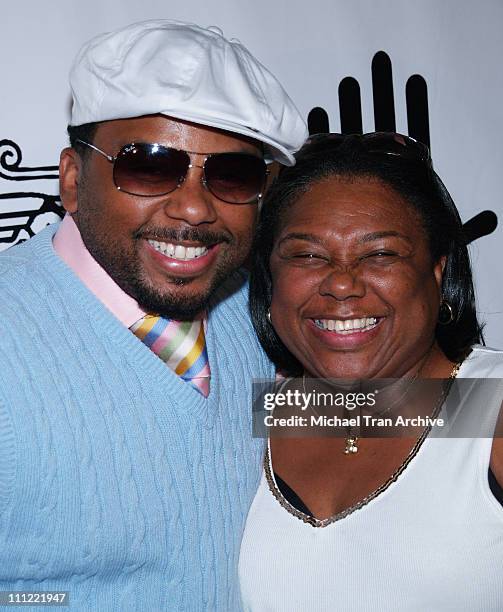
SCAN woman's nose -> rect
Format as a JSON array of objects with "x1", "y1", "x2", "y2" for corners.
[{"x1": 318, "y1": 266, "x2": 366, "y2": 300}]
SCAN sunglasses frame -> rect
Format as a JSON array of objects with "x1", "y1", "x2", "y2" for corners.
[
  {"x1": 75, "y1": 139, "x2": 269, "y2": 204},
  {"x1": 305, "y1": 132, "x2": 431, "y2": 164}
]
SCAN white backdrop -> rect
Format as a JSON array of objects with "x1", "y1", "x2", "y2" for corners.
[{"x1": 1, "y1": 0, "x2": 501, "y2": 344}]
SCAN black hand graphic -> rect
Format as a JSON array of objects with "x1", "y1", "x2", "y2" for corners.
[
  {"x1": 306, "y1": 51, "x2": 496, "y2": 243},
  {"x1": 372, "y1": 51, "x2": 396, "y2": 134},
  {"x1": 307, "y1": 107, "x2": 330, "y2": 135},
  {"x1": 462, "y1": 211, "x2": 498, "y2": 245}
]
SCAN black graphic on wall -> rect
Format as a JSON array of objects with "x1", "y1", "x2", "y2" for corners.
[
  {"x1": 308, "y1": 52, "x2": 431, "y2": 144},
  {"x1": 0, "y1": 139, "x2": 63, "y2": 248},
  {"x1": 307, "y1": 51, "x2": 497, "y2": 244}
]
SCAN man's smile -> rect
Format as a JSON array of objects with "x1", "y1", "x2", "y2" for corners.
[
  {"x1": 143, "y1": 238, "x2": 221, "y2": 277},
  {"x1": 147, "y1": 239, "x2": 209, "y2": 260}
]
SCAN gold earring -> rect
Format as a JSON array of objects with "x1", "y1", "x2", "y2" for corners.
[{"x1": 438, "y1": 300, "x2": 454, "y2": 325}]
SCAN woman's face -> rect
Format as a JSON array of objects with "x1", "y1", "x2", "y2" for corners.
[{"x1": 269, "y1": 176, "x2": 445, "y2": 378}]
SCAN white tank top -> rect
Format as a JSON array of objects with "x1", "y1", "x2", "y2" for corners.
[{"x1": 239, "y1": 347, "x2": 503, "y2": 611}]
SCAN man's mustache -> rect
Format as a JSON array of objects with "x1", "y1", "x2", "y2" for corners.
[{"x1": 135, "y1": 227, "x2": 232, "y2": 247}]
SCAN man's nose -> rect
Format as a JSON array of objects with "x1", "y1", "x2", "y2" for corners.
[
  {"x1": 162, "y1": 165, "x2": 218, "y2": 225},
  {"x1": 318, "y1": 266, "x2": 366, "y2": 300}
]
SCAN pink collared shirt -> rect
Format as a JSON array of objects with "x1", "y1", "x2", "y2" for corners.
[{"x1": 53, "y1": 214, "x2": 146, "y2": 327}]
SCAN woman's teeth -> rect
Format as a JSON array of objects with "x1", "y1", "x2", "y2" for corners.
[
  {"x1": 148, "y1": 240, "x2": 208, "y2": 260},
  {"x1": 314, "y1": 317, "x2": 378, "y2": 334}
]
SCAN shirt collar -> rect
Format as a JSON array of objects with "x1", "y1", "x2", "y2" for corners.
[{"x1": 52, "y1": 214, "x2": 146, "y2": 327}]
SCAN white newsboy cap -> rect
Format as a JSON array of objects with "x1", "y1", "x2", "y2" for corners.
[{"x1": 69, "y1": 19, "x2": 307, "y2": 165}]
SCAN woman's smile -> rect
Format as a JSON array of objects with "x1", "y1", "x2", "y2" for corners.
[{"x1": 307, "y1": 315, "x2": 384, "y2": 349}]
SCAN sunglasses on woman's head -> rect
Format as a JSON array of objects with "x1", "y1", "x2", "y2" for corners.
[
  {"x1": 305, "y1": 132, "x2": 431, "y2": 164},
  {"x1": 76, "y1": 140, "x2": 269, "y2": 204}
]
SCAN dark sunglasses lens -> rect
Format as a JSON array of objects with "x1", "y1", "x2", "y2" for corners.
[
  {"x1": 365, "y1": 133, "x2": 430, "y2": 162},
  {"x1": 113, "y1": 145, "x2": 189, "y2": 196},
  {"x1": 204, "y1": 153, "x2": 267, "y2": 204}
]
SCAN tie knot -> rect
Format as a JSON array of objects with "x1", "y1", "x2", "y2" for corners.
[{"x1": 130, "y1": 314, "x2": 210, "y2": 396}]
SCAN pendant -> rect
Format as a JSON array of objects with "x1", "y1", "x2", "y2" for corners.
[{"x1": 344, "y1": 435, "x2": 359, "y2": 454}]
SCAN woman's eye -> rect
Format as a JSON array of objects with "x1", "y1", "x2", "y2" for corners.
[
  {"x1": 292, "y1": 252, "x2": 327, "y2": 261},
  {"x1": 279, "y1": 251, "x2": 329, "y2": 265},
  {"x1": 371, "y1": 250, "x2": 397, "y2": 257},
  {"x1": 363, "y1": 251, "x2": 399, "y2": 261}
]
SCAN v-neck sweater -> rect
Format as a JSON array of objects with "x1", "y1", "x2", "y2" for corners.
[{"x1": 0, "y1": 225, "x2": 272, "y2": 611}]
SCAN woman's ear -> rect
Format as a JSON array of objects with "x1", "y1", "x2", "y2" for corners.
[
  {"x1": 59, "y1": 147, "x2": 81, "y2": 214},
  {"x1": 434, "y1": 255, "x2": 447, "y2": 293}
]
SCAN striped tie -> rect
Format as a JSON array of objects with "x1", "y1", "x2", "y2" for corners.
[{"x1": 130, "y1": 314, "x2": 210, "y2": 396}]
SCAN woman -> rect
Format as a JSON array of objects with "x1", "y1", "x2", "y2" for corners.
[{"x1": 240, "y1": 133, "x2": 503, "y2": 611}]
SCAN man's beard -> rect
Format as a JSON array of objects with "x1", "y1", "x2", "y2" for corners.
[
  {"x1": 78, "y1": 222, "x2": 240, "y2": 320},
  {"x1": 112, "y1": 263, "x2": 229, "y2": 320}
]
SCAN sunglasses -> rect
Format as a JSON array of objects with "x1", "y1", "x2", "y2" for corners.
[
  {"x1": 76, "y1": 140, "x2": 269, "y2": 204},
  {"x1": 305, "y1": 132, "x2": 431, "y2": 164}
]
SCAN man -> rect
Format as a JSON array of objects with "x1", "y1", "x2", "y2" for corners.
[{"x1": 0, "y1": 20, "x2": 306, "y2": 611}]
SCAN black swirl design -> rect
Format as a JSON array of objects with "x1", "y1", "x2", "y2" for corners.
[
  {"x1": 0, "y1": 140, "x2": 62, "y2": 248},
  {"x1": 0, "y1": 139, "x2": 59, "y2": 181},
  {"x1": 0, "y1": 192, "x2": 63, "y2": 246}
]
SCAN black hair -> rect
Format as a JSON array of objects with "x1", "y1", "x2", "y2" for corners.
[
  {"x1": 249, "y1": 135, "x2": 484, "y2": 375},
  {"x1": 67, "y1": 122, "x2": 100, "y2": 158}
]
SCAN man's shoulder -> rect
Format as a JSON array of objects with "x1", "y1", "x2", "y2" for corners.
[
  {"x1": 210, "y1": 268, "x2": 250, "y2": 312},
  {"x1": 208, "y1": 268, "x2": 255, "y2": 336},
  {"x1": 0, "y1": 226, "x2": 58, "y2": 282},
  {"x1": 0, "y1": 236, "x2": 35, "y2": 263},
  {"x1": 0, "y1": 226, "x2": 62, "y2": 319},
  {"x1": 0, "y1": 240, "x2": 36, "y2": 287},
  {"x1": 209, "y1": 268, "x2": 272, "y2": 374}
]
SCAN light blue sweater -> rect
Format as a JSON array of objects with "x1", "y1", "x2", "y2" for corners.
[{"x1": 0, "y1": 225, "x2": 272, "y2": 611}]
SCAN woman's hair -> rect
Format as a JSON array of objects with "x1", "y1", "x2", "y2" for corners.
[{"x1": 250, "y1": 135, "x2": 483, "y2": 375}]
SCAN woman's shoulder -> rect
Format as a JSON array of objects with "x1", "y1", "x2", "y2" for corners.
[{"x1": 458, "y1": 345, "x2": 503, "y2": 377}]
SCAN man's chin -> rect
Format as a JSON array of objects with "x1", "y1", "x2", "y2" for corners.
[
  {"x1": 108, "y1": 253, "x2": 240, "y2": 319},
  {"x1": 137, "y1": 293, "x2": 210, "y2": 320},
  {"x1": 133, "y1": 280, "x2": 214, "y2": 320}
]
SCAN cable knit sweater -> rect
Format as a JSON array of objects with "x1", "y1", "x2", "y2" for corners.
[{"x1": 0, "y1": 225, "x2": 272, "y2": 611}]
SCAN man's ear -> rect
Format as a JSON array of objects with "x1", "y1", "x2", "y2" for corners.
[
  {"x1": 59, "y1": 147, "x2": 81, "y2": 214},
  {"x1": 434, "y1": 255, "x2": 447, "y2": 293}
]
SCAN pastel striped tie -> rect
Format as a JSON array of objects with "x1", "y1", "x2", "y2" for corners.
[{"x1": 131, "y1": 315, "x2": 210, "y2": 396}]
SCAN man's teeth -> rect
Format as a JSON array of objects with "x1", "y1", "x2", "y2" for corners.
[
  {"x1": 148, "y1": 240, "x2": 208, "y2": 260},
  {"x1": 314, "y1": 317, "x2": 378, "y2": 333}
]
